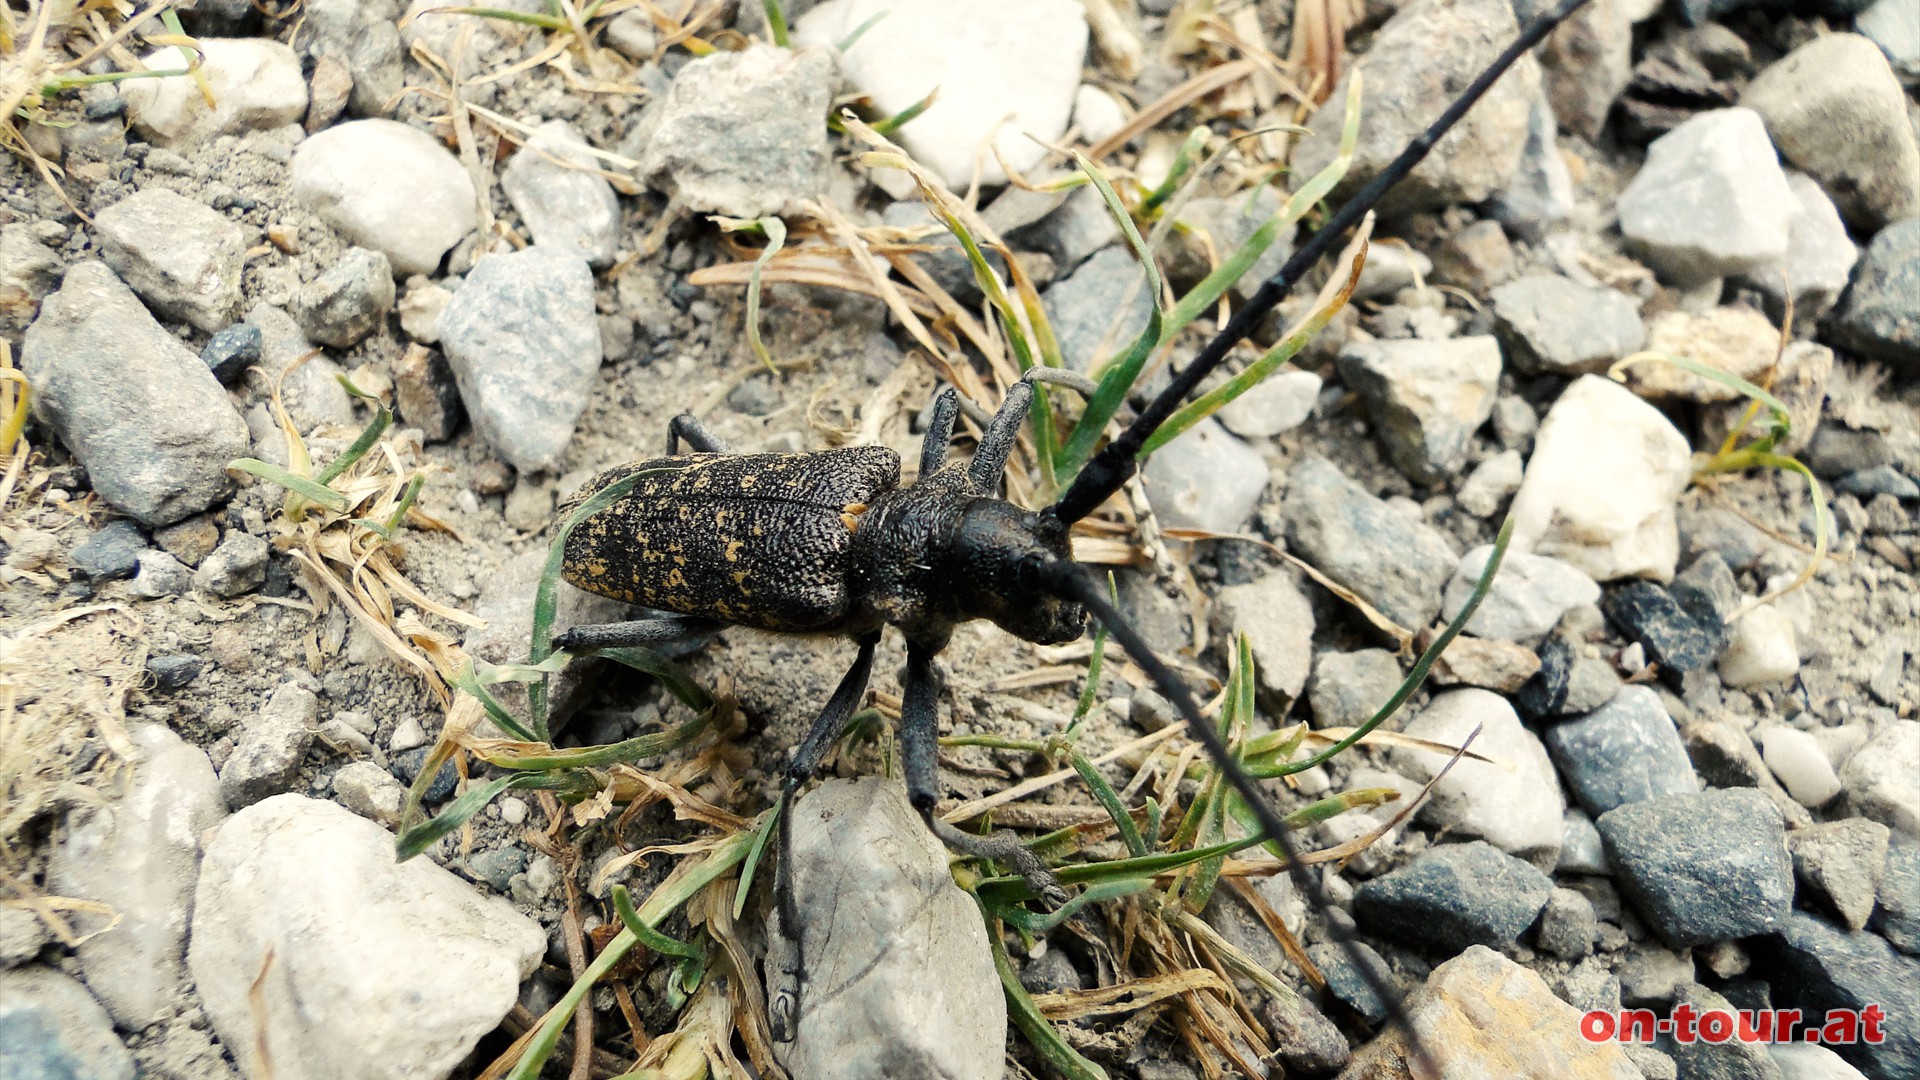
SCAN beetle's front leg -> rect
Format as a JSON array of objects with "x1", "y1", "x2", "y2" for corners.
[
  {"x1": 667, "y1": 413, "x2": 728, "y2": 454},
  {"x1": 550, "y1": 616, "x2": 722, "y2": 653}
]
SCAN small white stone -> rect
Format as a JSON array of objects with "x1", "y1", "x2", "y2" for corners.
[
  {"x1": 1719, "y1": 605, "x2": 1800, "y2": 688},
  {"x1": 1768, "y1": 1042, "x2": 1871, "y2": 1080},
  {"x1": 1761, "y1": 725, "x2": 1841, "y2": 807},
  {"x1": 1509, "y1": 375, "x2": 1693, "y2": 582},
  {"x1": 332, "y1": 761, "x2": 407, "y2": 826},
  {"x1": 388, "y1": 715, "x2": 428, "y2": 753},
  {"x1": 1392, "y1": 688, "x2": 1565, "y2": 867},
  {"x1": 292, "y1": 119, "x2": 478, "y2": 276},
  {"x1": 1072, "y1": 84, "x2": 1129, "y2": 146},
  {"x1": 1456, "y1": 449, "x2": 1524, "y2": 517},
  {"x1": 1217, "y1": 369, "x2": 1322, "y2": 439},
  {"x1": 795, "y1": 0, "x2": 1087, "y2": 190},
  {"x1": 497, "y1": 796, "x2": 529, "y2": 826},
  {"x1": 123, "y1": 39, "x2": 308, "y2": 146},
  {"x1": 1441, "y1": 545, "x2": 1600, "y2": 642},
  {"x1": 1142, "y1": 418, "x2": 1270, "y2": 535},
  {"x1": 1840, "y1": 720, "x2": 1920, "y2": 838}
]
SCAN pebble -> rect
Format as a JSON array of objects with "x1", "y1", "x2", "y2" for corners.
[
  {"x1": 0, "y1": 905, "x2": 49, "y2": 968},
  {"x1": 219, "y1": 683, "x2": 319, "y2": 810},
  {"x1": 1488, "y1": 90, "x2": 1574, "y2": 241},
  {"x1": 392, "y1": 345, "x2": 464, "y2": 442},
  {"x1": 1337, "y1": 335, "x2": 1502, "y2": 484},
  {"x1": 1790, "y1": 819, "x2": 1890, "y2": 932},
  {"x1": 1171, "y1": 186, "x2": 1291, "y2": 301},
  {"x1": 1546, "y1": 685, "x2": 1698, "y2": 816},
  {"x1": 131, "y1": 550, "x2": 194, "y2": 598},
  {"x1": 155, "y1": 515, "x2": 219, "y2": 568},
  {"x1": 501, "y1": 120, "x2": 622, "y2": 267},
  {"x1": 1072, "y1": 84, "x2": 1128, "y2": 146},
  {"x1": 1212, "y1": 569, "x2": 1314, "y2": 706},
  {"x1": 1629, "y1": 305, "x2": 1781, "y2": 403},
  {"x1": 1665, "y1": 983, "x2": 1784, "y2": 1080},
  {"x1": 1306, "y1": 940, "x2": 1397, "y2": 1024},
  {"x1": 603, "y1": 8, "x2": 656, "y2": 60},
  {"x1": 1596, "y1": 787, "x2": 1792, "y2": 947},
  {"x1": 1740, "y1": 33, "x2": 1920, "y2": 231},
  {"x1": 465, "y1": 846, "x2": 528, "y2": 893},
  {"x1": 1832, "y1": 219, "x2": 1920, "y2": 374},
  {"x1": 1745, "y1": 173, "x2": 1859, "y2": 318},
  {"x1": 1292, "y1": 0, "x2": 1538, "y2": 215},
  {"x1": 634, "y1": 43, "x2": 835, "y2": 216},
  {"x1": 1857, "y1": 0, "x2": 1920, "y2": 82},
  {"x1": 1353, "y1": 840, "x2": 1554, "y2": 952},
  {"x1": 1602, "y1": 580, "x2": 1717, "y2": 685},
  {"x1": 94, "y1": 188, "x2": 247, "y2": 334},
  {"x1": 1352, "y1": 242, "x2": 1433, "y2": 301},
  {"x1": 122, "y1": 39, "x2": 307, "y2": 146},
  {"x1": 1837, "y1": 466, "x2": 1920, "y2": 500},
  {"x1": 1757, "y1": 911, "x2": 1920, "y2": 1080},
  {"x1": 293, "y1": 246, "x2": 396, "y2": 348},
  {"x1": 1768, "y1": 1044, "x2": 1872, "y2": 1080},
  {"x1": 439, "y1": 246, "x2": 600, "y2": 472},
  {"x1": 1340, "y1": 946, "x2": 1642, "y2": 1080},
  {"x1": 1720, "y1": 605, "x2": 1800, "y2": 689},
  {"x1": 189, "y1": 795, "x2": 545, "y2": 1080},
  {"x1": 795, "y1": 0, "x2": 1084, "y2": 191},
  {"x1": 1393, "y1": 689, "x2": 1565, "y2": 866},
  {"x1": 200, "y1": 323, "x2": 263, "y2": 386},
  {"x1": 1509, "y1": 375, "x2": 1692, "y2": 583},
  {"x1": 70, "y1": 521, "x2": 146, "y2": 581},
  {"x1": 0, "y1": 967, "x2": 136, "y2": 1080},
  {"x1": 47, "y1": 725, "x2": 224, "y2": 1029},
  {"x1": 392, "y1": 747, "x2": 458, "y2": 803},
  {"x1": 1872, "y1": 839, "x2": 1918, "y2": 955},
  {"x1": 147, "y1": 653, "x2": 203, "y2": 690},
  {"x1": 1559, "y1": 808, "x2": 1609, "y2": 875},
  {"x1": 1306, "y1": 648, "x2": 1402, "y2": 730},
  {"x1": 331, "y1": 760, "x2": 407, "y2": 826},
  {"x1": 1281, "y1": 455, "x2": 1458, "y2": 630},
  {"x1": 1432, "y1": 220, "x2": 1515, "y2": 294},
  {"x1": 1456, "y1": 449, "x2": 1523, "y2": 518},
  {"x1": 767, "y1": 779, "x2": 1002, "y2": 1080},
  {"x1": 24, "y1": 262, "x2": 249, "y2": 526},
  {"x1": 193, "y1": 531, "x2": 270, "y2": 598},
  {"x1": 1489, "y1": 274, "x2": 1645, "y2": 377},
  {"x1": 1536, "y1": 886, "x2": 1597, "y2": 960},
  {"x1": 1615, "y1": 944, "x2": 1696, "y2": 1007},
  {"x1": 291, "y1": 119, "x2": 478, "y2": 276},
  {"x1": 1758, "y1": 725, "x2": 1840, "y2": 812},
  {"x1": 1616, "y1": 108, "x2": 1796, "y2": 286},
  {"x1": 1441, "y1": 545, "x2": 1600, "y2": 642},
  {"x1": 1042, "y1": 245, "x2": 1154, "y2": 371},
  {"x1": 1216, "y1": 369, "x2": 1320, "y2": 439},
  {"x1": 246, "y1": 303, "x2": 355, "y2": 428},
  {"x1": 1141, "y1": 418, "x2": 1269, "y2": 535},
  {"x1": 1433, "y1": 635, "x2": 1542, "y2": 693},
  {"x1": 1839, "y1": 720, "x2": 1919, "y2": 837}
]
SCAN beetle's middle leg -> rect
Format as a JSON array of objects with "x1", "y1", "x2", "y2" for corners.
[
  {"x1": 550, "y1": 615, "x2": 722, "y2": 653},
  {"x1": 899, "y1": 641, "x2": 1068, "y2": 905}
]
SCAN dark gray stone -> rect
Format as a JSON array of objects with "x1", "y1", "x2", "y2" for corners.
[
  {"x1": 1660, "y1": 983, "x2": 1785, "y2": 1080},
  {"x1": 1669, "y1": 552, "x2": 1738, "y2": 656},
  {"x1": 1597, "y1": 788, "x2": 1792, "y2": 947},
  {"x1": 1490, "y1": 274, "x2": 1645, "y2": 377},
  {"x1": 1833, "y1": 219, "x2": 1920, "y2": 374},
  {"x1": 69, "y1": 521, "x2": 146, "y2": 581},
  {"x1": 200, "y1": 323, "x2": 262, "y2": 386},
  {"x1": 1805, "y1": 428, "x2": 1895, "y2": 478},
  {"x1": 293, "y1": 246, "x2": 395, "y2": 349},
  {"x1": 392, "y1": 344, "x2": 463, "y2": 443},
  {"x1": 192, "y1": 531, "x2": 269, "y2": 598},
  {"x1": 1514, "y1": 631, "x2": 1572, "y2": 721},
  {"x1": 1757, "y1": 911, "x2": 1920, "y2": 1080},
  {"x1": 465, "y1": 847, "x2": 528, "y2": 892},
  {"x1": 1307, "y1": 649, "x2": 1403, "y2": 730},
  {"x1": 1535, "y1": 887, "x2": 1596, "y2": 960},
  {"x1": 1352, "y1": 840, "x2": 1554, "y2": 952},
  {"x1": 393, "y1": 747, "x2": 458, "y2": 803},
  {"x1": 1042, "y1": 245, "x2": 1153, "y2": 373},
  {"x1": 147, "y1": 654, "x2": 203, "y2": 691},
  {"x1": 1602, "y1": 581, "x2": 1718, "y2": 686},
  {"x1": 1281, "y1": 456, "x2": 1458, "y2": 630},
  {"x1": 1307, "y1": 940, "x2": 1398, "y2": 1025},
  {"x1": 1545, "y1": 685, "x2": 1698, "y2": 816},
  {"x1": 1837, "y1": 465, "x2": 1920, "y2": 500}
]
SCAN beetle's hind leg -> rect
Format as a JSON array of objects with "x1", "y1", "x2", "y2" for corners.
[
  {"x1": 667, "y1": 413, "x2": 728, "y2": 454},
  {"x1": 550, "y1": 615, "x2": 722, "y2": 653},
  {"x1": 899, "y1": 643, "x2": 1069, "y2": 907}
]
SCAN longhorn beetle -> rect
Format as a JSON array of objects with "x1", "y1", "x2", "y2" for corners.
[{"x1": 552, "y1": 0, "x2": 1592, "y2": 1057}]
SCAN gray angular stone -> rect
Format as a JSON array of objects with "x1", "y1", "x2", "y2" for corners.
[
  {"x1": 1490, "y1": 274, "x2": 1646, "y2": 376},
  {"x1": 1216, "y1": 369, "x2": 1320, "y2": 439},
  {"x1": 131, "y1": 550, "x2": 193, "y2": 598},
  {"x1": 0, "y1": 967, "x2": 135, "y2": 1080},
  {"x1": 245, "y1": 303, "x2": 355, "y2": 429},
  {"x1": 502, "y1": 120, "x2": 622, "y2": 268},
  {"x1": 768, "y1": 778, "x2": 1002, "y2": 1080},
  {"x1": 635, "y1": 43, "x2": 834, "y2": 218},
  {"x1": 1394, "y1": 688, "x2": 1565, "y2": 865},
  {"x1": 190, "y1": 795, "x2": 545, "y2": 1080},
  {"x1": 1042, "y1": 245, "x2": 1153, "y2": 372},
  {"x1": 1758, "y1": 911, "x2": 1920, "y2": 1080},
  {"x1": 48, "y1": 725, "x2": 225, "y2": 1029},
  {"x1": 1546, "y1": 685, "x2": 1698, "y2": 816},
  {"x1": 200, "y1": 322, "x2": 262, "y2": 386},
  {"x1": 440, "y1": 246, "x2": 600, "y2": 472},
  {"x1": 1006, "y1": 183, "x2": 1119, "y2": 273},
  {"x1": 1664, "y1": 983, "x2": 1786, "y2": 1080},
  {"x1": 1833, "y1": 219, "x2": 1920, "y2": 375},
  {"x1": 23, "y1": 263, "x2": 248, "y2": 526},
  {"x1": 193, "y1": 530, "x2": 269, "y2": 598},
  {"x1": 1282, "y1": 455, "x2": 1458, "y2": 629},
  {"x1": 0, "y1": 906, "x2": 49, "y2": 968},
  {"x1": 1559, "y1": 807, "x2": 1609, "y2": 875},
  {"x1": 1213, "y1": 569, "x2": 1314, "y2": 707},
  {"x1": 0, "y1": 223, "x2": 62, "y2": 331},
  {"x1": 1871, "y1": 838, "x2": 1918, "y2": 955},
  {"x1": 1292, "y1": 0, "x2": 1539, "y2": 215},
  {"x1": 1517, "y1": 0, "x2": 1631, "y2": 142},
  {"x1": 1790, "y1": 819, "x2": 1890, "y2": 932},
  {"x1": 1740, "y1": 33, "x2": 1920, "y2": 231},
  {"x1": 1141, "y1": 418, "x2": 1269, "y2": 535},
  {"x1": 219, "y1": 683, "x2": 319, "y2": 810},
  {"x1": 1839, "y1": 719, "x2": 1919, "y2": 837},
  {"x1": 1307, "y1": 648, "x2": 1402, "y2": 730},
  {"x1": 1441, "y1": 545, "x2": 1600, "y2": 642},
  {"x1": 292, "y1": 119, "x2": 478, "y2": 277},
  {"x1": 1337, "y1": 335, "x2": 1502, "y2": 484},
  {"x1": 1745, "y1": 173, "x2": 1859, "y2": 319},
  {"x1": 1456, "y1": 448, "x2": 1523, "y2": 518},
  {"x1": 1352, "y1": 840, "x2": 1555, "y2": 951},
  {"x1": 293, "y1": 246, "x2": 395, "y2": 348},
  {"x1": 94, "y1": 188, "x2": 247, "y2": 333},
  {"x1": 1596, "y1": 788, "x2": 1792, "y2": 947},
  {"x1": 1617, "y1": 108, "x2": 1797, "y2": 287},
  {"x1": 293, "y1": 0, "x2": 406, "y2": 118},
  {"x1": 69, "y1": 521, "x2": 146, "y2": 581},
  {"x1": 1487, "y1": 89, "x2": 1575, "y2": 240},
  {"x1": 1536, "y1": 887, "x2": 1596, "y2": 960},
  {"x1": 331, "y1": 760, "x2": 407, "y2": 826}
]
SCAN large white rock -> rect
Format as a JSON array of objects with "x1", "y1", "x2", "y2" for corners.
[
  {"x1": 188, "y1": 795, "x2": 544, "y2": 1080},
  {"x1": 292, "y1": 119, "x2": 477, "y2": 276},
  {"x1": 1392, "y1": 689, "x2": 1565, "y2": 867},
  {"x1": 48, "y1": 725, "x2": 225, "y2": 1030},
  {"x1": 123, "y1": 39, "x2": 308, "y2": 146},
  {"x1": 769, "y1": 778, "x2": 1003, "y2": 1080},
  {"x1": 794, "y1": 0, "x2": 1086, "y2": 191},
  {"x1": 1617, "y1": 108, "x2": 1797, "y2": 287},
  {"x1": 1509, "y1": 375, "x2": 1693, "y2": 583}
]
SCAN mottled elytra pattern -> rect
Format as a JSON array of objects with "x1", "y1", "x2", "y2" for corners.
[{"x1": 559, "y1": 447, "x2": 902, "y2": 631}]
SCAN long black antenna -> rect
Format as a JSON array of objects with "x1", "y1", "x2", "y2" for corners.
[{"x1": 1046, "y1": 0, "x2": 1596, "y2": 527}]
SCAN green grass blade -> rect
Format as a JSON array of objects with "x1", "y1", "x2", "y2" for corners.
[
  {"x1": 597, "y1": 647, "x2": 712, "y2": 712},
  {"x1": 746, "y1": 216, "x2": 787, "y2": 375},
  {"x1": 734, "y1": 805, "x2": 782, "y2": 919},
  {"x1": 761, "y1": 0, "x2": 790, "y2": 46},
  {"x1": 395, "y1": 771, "x2": 565, "y2": 860},
  {"x1": 227, "y1": 458, "x2": 351, "y2": 511},
  {"x1": 1138, "y1": 126, "x2": 1209, "y2": 214},
  {"x1": 611, "y1": 884, "x2": 703, "y2": 959},
  {"x1": 872, "y1": 86, "x2": 937, "y2": 136},
  {"x1": 314, "y1": 398, "x2": 393, "y2": 485},
  {"x1": 986, "y1": 908, "x2": 1111, "y2": 1080},
  {"x1": 1069, "y1": 750, "x2": 1145, "y2": 857},
  {"x1": 836, "y1": 10, "x2": 887, "y2": 51},
  {"x1": 421, "y1": 5, "x2": 567, "y2": 28},
  {"x1": 449, "y1": 662, "x2": 540, "y2": 742}
]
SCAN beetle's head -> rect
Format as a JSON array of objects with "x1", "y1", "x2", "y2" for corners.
[{"x1": 952, "y1": 499, "x2": 1086, "y2": 645}]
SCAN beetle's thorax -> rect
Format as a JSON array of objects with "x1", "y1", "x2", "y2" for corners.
[{"x1": 846, "y1": 463, "x2": 1085, "y2": 648}]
